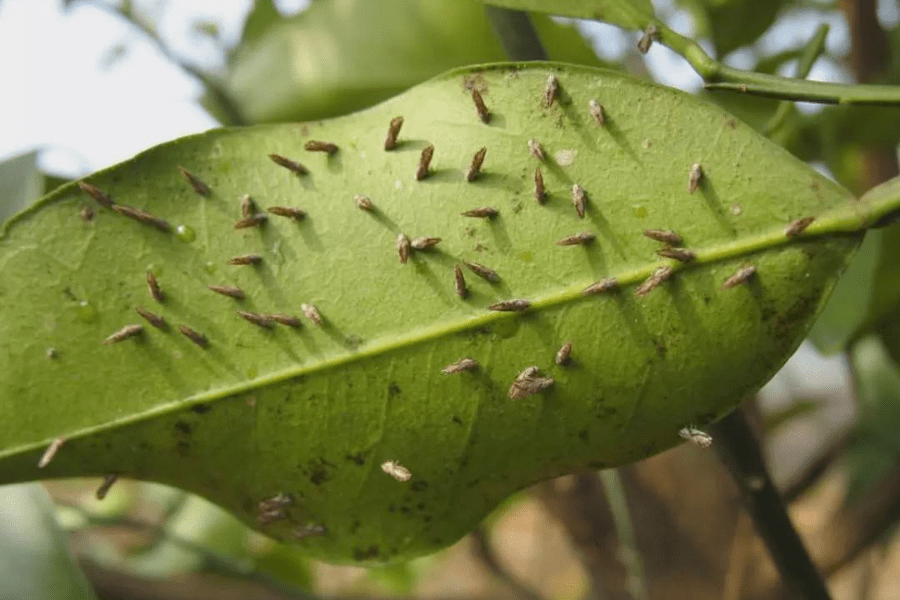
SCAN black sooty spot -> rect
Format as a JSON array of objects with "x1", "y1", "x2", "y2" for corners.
[
  {"x1": 388, "y1": 383, "x2": 401, "y2": 396},
  {"x1": 345, "y1": 452, "x2": 368, "y2": 466},
  {"x1": 191, "y1": 403, "x2": 212, "y2": 414},
  {"x1": 174, "y1": 421, "x2": 192, "y2": 435},
  {"x1": 578, "y1": 429, "x2": 589, "y2": 442},
  {"x1": 411, "y1": 481, "x2": 428, "y2": 492}
]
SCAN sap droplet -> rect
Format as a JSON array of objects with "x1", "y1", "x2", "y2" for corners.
[
  {"x1": 633, "y1": 206, "x2": 648, "y2": 219},
  {"x1": 731, "y1": 204, "x2": 743, "y2": 216},
  {"x1": 247, "y1": 366, "x2": 258, "y2": 379},
  {"x1": 176, "y1": 224, "x2": 196, "y2": 243},
  {"x1": 519, "y1": 251, "x2": 533, "y2": 263},
  {"x1": 204, "y1": 261, "x2": 217, "y2": 274},
  {"x1": 75, "y1": 300, "x2": 96, "y2": 322},
  {"x1": 146, "y1": 263, "x2": 164, "y2": 277}
]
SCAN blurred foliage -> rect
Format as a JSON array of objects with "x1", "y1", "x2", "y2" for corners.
[
  {"x1": 210, "y1": 0, "x2": 610, "y2": 124},
  {"x1": 678, "y1": 0, "x2": 791, "y2": 57}
]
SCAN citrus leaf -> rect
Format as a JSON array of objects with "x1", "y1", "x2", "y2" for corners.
[
  {"x1": 676, "y1": 0, "x2": 789, "y2": 57},
  {"x1": 479, "y1": 0, "x2": 653, "y2": 29},
  {"x1": 0, "y1": 63, "x2": 889, "y2": 564},
  {"x1": 220, "y1": 0, "x2": 609, "y2": 123}
]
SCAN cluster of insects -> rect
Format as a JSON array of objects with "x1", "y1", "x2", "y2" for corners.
[{"x1": 52, "y1": 70, "x2": 826, "y2": 534}]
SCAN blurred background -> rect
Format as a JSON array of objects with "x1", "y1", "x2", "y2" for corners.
[{"x1": 1, "y1": 0, "x2": 900, "y2": 598}]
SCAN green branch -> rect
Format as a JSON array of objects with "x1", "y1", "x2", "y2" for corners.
[{"x1": 485, "y1": 6, "x2": 549, "y2": 61}]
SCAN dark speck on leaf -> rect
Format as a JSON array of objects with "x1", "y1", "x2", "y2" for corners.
[
  {"x1": 174, "y1": 421, "x2": 192, "y2": 435},
  {"x1": 353, "y1": 546, "x2": 380, "y2": 561},
  {"x1": 190, "y1": 403, "x2": 211, "y2": 414},
  {"x1": 411, "y1": 481, "x2": 428, "y2": 492},
  {"x1": 388, "y1": 383, "x2": 401, "y2": 396}
]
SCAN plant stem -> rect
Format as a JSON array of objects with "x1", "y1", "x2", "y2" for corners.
[
  {"x1": 485, "y1": 6, "x2": 549, "y2": 61},
  {"x1": 764, "y1": 24, "x2": 830, "y2": 135},
  {"x1": 597, "y1": 469, "x2": 649, "y2": 600},
  {"x1": 709, "y1": 405, "x2": 833, "y2": 600}
]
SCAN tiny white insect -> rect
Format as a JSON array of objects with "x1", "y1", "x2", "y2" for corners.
[{"x1": 679, "y1": 426, "x2": 713, "y2": 448}]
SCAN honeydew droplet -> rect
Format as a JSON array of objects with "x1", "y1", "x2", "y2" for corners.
[
  {"x1": 633, "y1": 206, "x2": 648, "y2": 218},
  {"x1": 246, "y1": 366, "x2": 258, "y2": 379},
  {"x1": 519, "y1": 251, "x2": 533, "y2": 263},
  {"x1": 75, "y1": 300, "x2": 96, "y2": 322},
  {"x1": 146, "y1": 263, "x2": 164, "y2": 277},
  {"x1": 176, "y1": 224, "x2": 196, "y2": 242},
  {"x1": 204, "y1": 261, "x2": 217, "y2": 274}
]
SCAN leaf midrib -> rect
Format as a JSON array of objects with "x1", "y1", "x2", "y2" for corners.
[{"x1": 1, "y1": 201, "x2": 867, "y2": 462}]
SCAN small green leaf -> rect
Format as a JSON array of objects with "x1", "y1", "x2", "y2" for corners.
[
  {"x1": 479, "y1": 0, "x2": 654, "y2": 30},
  {"x1": 240, "y1": 0, "x2": 280, "y2": 45},
  {"x1": 0, "y1": 63, "x2": 889, "y2": 564},
  {"x1": 0, "y1": 484, "x2": 98, "y2": 600},
  {"x1": 220, "y1": 0, "x2": 609, "y2": 123}
]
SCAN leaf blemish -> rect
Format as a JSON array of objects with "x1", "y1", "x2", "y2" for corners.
[
  {"x1": 269, "y1": 153, "x2": 308, "y2": 175},
  {"x1": 416, "y1": 145, "x2": 435, "y2": 181},
  {"x1": 178, "y1": 165, "x2": 211, "y2": 196},
  {"x1": 471, "y1": 88, "x2": 490, "y2": 124}
]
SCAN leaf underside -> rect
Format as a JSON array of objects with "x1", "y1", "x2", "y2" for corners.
[{"x1": 0, "y1": 63, "x2": 866, "y2": 563}]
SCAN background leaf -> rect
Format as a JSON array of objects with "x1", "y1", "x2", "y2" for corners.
[
  {"x1": 0, "y1": 151, "x2": 43, "y2": 225},
  {"x1": 677, "y1": 0, "x2": 790, "y2": 57},
  {"x1": 218, "y1": 0, "x2": 610, "y2": 123},
  {"x1": 0, "y1": 63, "x2": 875, "y2": 564},
  {"x1": 0, "y1": 484, "x2": 98, "y2": 600},
  {"x1": 478, "y1": 0, "x2": 654, "y2": 30}
]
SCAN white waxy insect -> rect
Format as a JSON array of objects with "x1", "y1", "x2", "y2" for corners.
[
  {"x1": 381, "y1": 460, "x2": 412, "y2": 482},
  {"x1": 355, "y1": 194, "x2": 374, "y2": 210},
  {"x1": 688, "y1": 163, "x2": 703, "y2": 194},
  {"x1": 38, "y1": 437, "x2": 66, "y2": 468},
  {"x1": 679, "y1": 427, "x2": 713, "y2": 448},
  {"x1": 301, "y1": 303, "x2": 323, "y2": 326},
  {"x1": 589, "y1": 99, "x2": 605, "y2": 125},
  {"x1": 543, "y1": 74, "x2": 559, "y2": 107}
]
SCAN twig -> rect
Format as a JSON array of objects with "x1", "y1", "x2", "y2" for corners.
[
  {"x1": 596, "y1": 469, "x2": 649, "y2": 600},
  {"x1": 709, "y1": 405, "x2": 833, "y2": 600},
  {"x1": 484, "y1": 6, "x2": 549, "y2": 61},
  {"x1": 470, "y1": 526, "x2": 547, "y2": 600},
  {"x1": 764, "y1": 24, "x2": 830, "y2": 135}
]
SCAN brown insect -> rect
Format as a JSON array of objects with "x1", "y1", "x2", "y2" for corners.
[
  {"x1": 301, "y1": 303, "x2": 323, "y2": 326},
  {"x1": 95, "y1": 474, "x2": 119, "y2": 500},
  {"x1": 178, "y1": 324, "x2": 208, "y2": 348},
  {"x1": 534, "y1": 167, "x2": 546, "y2": 203},
  {"x1": 102, "y1": 324, "x2": 144, "y2": 345},
  {"x1": 178, "y1": 165, "x2": 210, "y2": 196},
  {"x1": 638, "y1": 24, "x2": 660, "y2": 54},
  {"x1": 38, "y1": 437, "x2": 66, "y2": 468},
  {"x1": 464, "y1": 260, "x2": 499, "y2": 282},
  {"x1": 147, "y1": 271, "x2": 164, "y2": 302},
  {"x1": 135, "y1": 306, "x2": 166, "y2": 329},
  {"x1": 657, "y1": 247, "x2": 695, "y2": 262},
  {"x1": 528, "y1": 139, "x2": 545, "y2": 161},
  {"x1": 488, "y1": 299, "x2": 531, "y2": 312},
  {"x1": 508, "y1": 367, "x2": 554, "y2": 400},
  {"x1": 461, "y1": 206, "x2": 497, "y2": 218},
  {"x1": 785, "y1": 216, "x2": 815, "y2": 237},
  {"x1": 416, "y1": 145, "x2": 435, "y2": 180},
  {"x1": 571, "y1": 184, "x2": 587, "y2": 218},
  {"x1": 269, "y1": 153, "x2": 308, "y2": 175},
  {"x1": 581, "y1": 277, "x2": 619, "y2": 296},
  {"x1": 355, "y1": 194, "x2": 374, "y2": 211},
  {"x1": 688, "y1": 163, "x2": 703, "y2": 194},
  {"x1": 208, "y1": 284, "x2": 245, "y2": 300},
  {"x1": 237, "y1": 310, "x2": 274, "y2": 329},
  {"x1": 466, "y1": 147, "x2": 487, "y2": 182},
  {"x1": 723, "y1": 264, "x2": 757, "y2": 289},
  {"x1": 304, "y1": 140, "x2": 338, "y2": 155},
  {"x1": 233, "y1": 214, "x2": 268, "y2": 229},
  {"x1": 442, "y1": 358, "x2": 479, "y2": 374},
  {"x1": 634, "y1": 266, "x2": 673, "y2": 298},
  {"x1": 543, "y1": 74, "x2": 559, "y2": 107},
  {"x1": 589, "y1": 100, "x2": 605, "y2": 126},
  {"x1": 266, "y1": 314, "x2": 302, "y2": 327},
  {"x1": 471, "y1": 88, "x2": 490, "y2": 123},
  {"x1": 454, "y1": 264, "x2": 468, "y2": 299},
  {"x1": 643, "y1": 229, "x2": 682, "y2": 246},
  {"x1": 113, "y1": 205, "x2": 171, "y2": 232},
  {"x1": 384, "y1": 116, "x2": 404, "y2": 150},
  {"x1": 396, "y1": 233, "x2": 411, "y2": 264},
  {"x1": 227, "y1": 254, "x2": 263, "y2": 266},
  {"x1": 411, "y1": 237, "x2": 441, "y2": 250},
  {"x1": 557, "y1": 232, "x2": 595, "y2": 246},
  {"x1": 267, "y1": 206, "x2": 306, "y2": 221},
  {"x1": 555, "y1": 341, "x2": 573, "y2": 365},
  {"x1": 77, "y1": 181, "x2": 113, "y2": 208}
]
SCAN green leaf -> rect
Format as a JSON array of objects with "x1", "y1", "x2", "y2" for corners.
[
  {"x1": 240, "y1": 0, "x2": 280, "y2": 45},
  {"x1": 0, "y1": 151, "x2": 43, "y2": 225},
  {"x1": 0, "y1": 63, "x2": 886, "y2": 564},
  {"x1": 219, "y1": 0, "x2": 609, "y2": 123},
  {"x1": 677, "y1": 0, "x2": 789, "y2": 57},
  {"x1": 846, "y1": 336, "x2": 900, "y2": 502},
  {"x1": 0, "y1": 484, "x2": 98, "y2": 600},
  {"x1": 479, "y1": 0, "x2": 653, "y2": 29}
]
